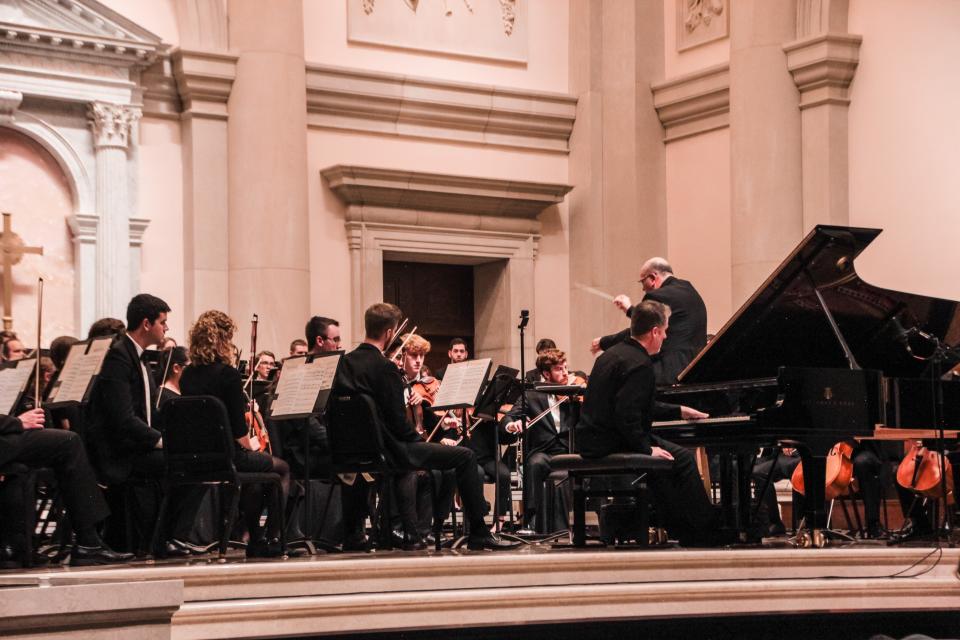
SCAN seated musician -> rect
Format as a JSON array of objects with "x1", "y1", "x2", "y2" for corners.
[
  {"x1": 156, "y1": 346, "x2": 188, "y2": 407},
  {"x1": 253, "y1": 350, "x2": 277, "y2": 382},
  {"x1": 179, "y1": 310, "x2": 293, "y2": 557},
  {"x1": 577, "y1": 300, "x2": 722, "y2": 546},
  {"x1": 289, "y1": 338, "x2": 308, "y2": 357},
  {"x1": 752, "y1": 447, "x2": 802, "y2": 536},
  {"x1": 0, "y1": 408, "x2": 132, "y2": 566},
  {"x1": 398, "y1": 334, "x2": 458, "y2": 544},
  {"x1": 503, "y1": 348, "x2": 578, "y2": 533},
  {"x1": 331, "y1": 303, "x2": 518, "y2": 551},
  {"x1": 524, "y1": 338, "x2": 557, "y2": 383},
  {"x1": 434, "y1": 337, "x2": 468, "y2": 381}
]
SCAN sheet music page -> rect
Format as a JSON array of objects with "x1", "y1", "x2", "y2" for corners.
[
  {"x1": 0, "y1": 359, "x2": 35, "y2": 415},
  {"x1": 432, "y1": 358, "x2": 491, "y2": 409},
  {"x1": 271, "y1": 354, "x2": 341, "y2": 418},
  {"x1": 48, "y1": 338, "x2": 112, "y2": 404}
]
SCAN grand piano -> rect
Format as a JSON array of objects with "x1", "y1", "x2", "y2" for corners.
[{"x1": 652, "y1": 225, "x2": 960, "y2": 545}]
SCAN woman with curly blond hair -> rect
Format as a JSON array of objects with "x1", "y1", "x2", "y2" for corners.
[{"x1": 180, "y1": 310, "x2": 292, "y2": 558}]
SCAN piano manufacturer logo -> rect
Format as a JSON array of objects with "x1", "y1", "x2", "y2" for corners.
[{"x1": 823, "y1": 387, "x2": 833, "y2": 400}]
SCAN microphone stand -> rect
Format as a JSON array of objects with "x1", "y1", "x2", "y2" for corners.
[
  {"x1": 516, "y1": 310, "x2": 532, "y2": 535},
  {"x1": 928, "y1": 337, "x2": 957, "y2": 546}
]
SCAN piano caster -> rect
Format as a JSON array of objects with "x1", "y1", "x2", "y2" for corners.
[{"x1": 794, "y1": 528, "x2": 828, "y2": 548}]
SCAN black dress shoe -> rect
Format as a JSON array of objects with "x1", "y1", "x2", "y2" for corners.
[
  {"x1": 246, "y1": 538, "x2": 289, "y2": 558},
  {"x1": 0, "y1": 544, "x2": 21, "y2": 569},
  {"x1": 170, "y1": 538, "x2": 210, "y2": 555},
  {"x1": 163, "y1": 541, "x2": 192, "y2": 558},
  {"x1": 401, "y1": 533, "x2": 426, "y2": 551},
  {"x1": 342, "y1": 533, "x2": 370, "y2": 552},
  {"x1": 70, "y1": 544, "x2": 135, "y2": 566},
  {"x1": 467, "y1": 532, "x2": 521, "y2": 551}
]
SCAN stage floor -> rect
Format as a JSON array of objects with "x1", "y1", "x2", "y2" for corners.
[{"x1": 3, "y1": 539, "x2": 960, "y2": 640}]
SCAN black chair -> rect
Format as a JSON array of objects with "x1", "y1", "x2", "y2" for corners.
[
  {"x1": 0, "y1": 464, "x2": 57, "y2": 568},
  {"x1": 150, "y1": 395, "x2": 284, "y2": 559},
  {"x1": 326, "y1": 393, "x2": 400, "y2": 549},
  {"x1": 548, "y1": 453, "x2": 673, "y2": 547}
]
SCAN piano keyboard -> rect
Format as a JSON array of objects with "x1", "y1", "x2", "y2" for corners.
[{"x1": 652, "y1": 415, "x2": 755, "y2": 428}]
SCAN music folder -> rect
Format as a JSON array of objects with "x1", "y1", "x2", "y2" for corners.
[
  {"x1": 0, "y1": 357, "x2": 38, "y2": 415},
  {"x1": 472, "y1": 365, "x2": 521, "y2": 421},
  {"x1": 431, "y1": 358, "x2": 492, "y2": 412},
  {"x1": 269, "y1": 351, "x2": 342, "y2": 420},
  {"x1": 44, "y1": 337, "x2": 113, "y2": 407}
]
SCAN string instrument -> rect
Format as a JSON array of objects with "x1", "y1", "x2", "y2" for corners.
[
  {"x1": 243, "y1": 313, "x2": 271, "y2": 453},
  {"x1": 896, "y1": 441, "x2": 955, "y2": 502},
  {"x1": 790, "y1": 441, "x2": 854, "y2": 500},
  {"x1": 34, "y1": 277, "x2": 43, "y2": 408},
  {"x1": 387, "y1": 325, "x2": 417, "y2": 367},
  {"x1": 406, "y1": 374, "x2": 440, "y2": 438}
]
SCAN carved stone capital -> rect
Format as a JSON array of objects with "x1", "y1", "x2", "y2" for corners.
[
  {"x1": 0, "y1": 88, "x2": 23, "y2": 124},
  {"x1": 172, "y1": 49, "x2": 238, "y2": 121},
  {"x1": 784, "y1": 33, "x2": 862, "y2": 109},
  {"x1": 87, "y1": 101, "x2": 141, "y2": 148},
  {"x1": 67, "y1": 214, "x2": 99, "y2": 244},
  {"x1": 652, "y1": 63, "x2": 730, "y2": 142}
]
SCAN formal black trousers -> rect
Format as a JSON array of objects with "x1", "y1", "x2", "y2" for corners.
[
  {"x1": 2, "y1": 429, "x2": 109, "y2": 532},
  {"x1": 646, "y1": 435, "x2": 718, "y2": 539},
  {"x1": 523, "y1": 451, "x2": 568, "y2": 532},
  {"x1": 478, "y1": 458, "x2": 511, "y2": 518}
]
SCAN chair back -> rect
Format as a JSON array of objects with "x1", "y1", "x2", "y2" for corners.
[
  {"x1": 326, "y1": 393, "x2": 392, "y2": 471},
  {"x1": 159, "y1": 395, "x2": 238, "y2": 482}
]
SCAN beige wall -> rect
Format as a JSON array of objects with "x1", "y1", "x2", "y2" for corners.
[
  {"x1": 303, "y1": 0, "x2": 569, "y2": 93},
  {"x1": 665, "y1": 128, "x2": 732, "y2": 334},
  {"x1": 137, "y1": 118, "x2": 187, "y2": 342},
  {"x1": 0, "y1": 128, "x2": 76, "y2": 344},
  {"x1": 97, "y1": 0, "x2": 181, "y2": 45},
  {"x1": 848, "y1": 0, "x2": 960, "y2": 301}
]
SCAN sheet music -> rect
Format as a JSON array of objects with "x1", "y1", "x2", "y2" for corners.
[
  {"x1": 47, "y1": 338, "x2": 112, "y2": 405},
  {"x1": 0, "y1": 359, "x2": 36, "y2": 415},
  {"x1": 432, "y1": 358, "x2": 491, "y2": 410},
  {"x1": 271, "y1": 353, "x2": 341, "y2": 418}
]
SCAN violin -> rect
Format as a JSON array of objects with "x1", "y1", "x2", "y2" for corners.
[
  {"x1": 243, "y1": 313, "x2": 271, "y2": 454},
  {"x1": 406, "y1": 374, "x2": 441, "y2": 437},
  {"x1": 896, "y1": 441, "x2": 955, "y2": 503},
  {"x1": 790, "y1": 441, "x2": 854, "y2": 500}
]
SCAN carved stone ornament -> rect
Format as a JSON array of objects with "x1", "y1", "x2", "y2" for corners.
[
  {"x1": 499, "y1": 0, "x2": 516, "y2": 35},
  {"x1": 0, "y1": 88, "x2": 23, "y2": 124},
  {"x1": 361, "y1": 0, "x2": 375, "y2": 15},
  {"x1": 677, "y1": 0, "x2": 728, "y2": 51},
  {"x1": 87, "y1": 101, "x2": 141, "y2": 149}
]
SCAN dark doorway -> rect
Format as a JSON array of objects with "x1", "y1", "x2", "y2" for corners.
[{"x1": 383, "y1": 260, "x2": 474, "y2": 376}]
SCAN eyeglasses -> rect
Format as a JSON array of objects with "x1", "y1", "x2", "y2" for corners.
[{"x1": 638, "y1": 273, "x2": 655, "y2": 284}]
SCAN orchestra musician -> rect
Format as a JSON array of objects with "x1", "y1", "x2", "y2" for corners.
[
  {"x1": 578, "y1": 300, "x2": 724, "y2": 546},
  {"x1": 524, "y1": 338, "x2": 557, "y2": 383},
  {"x1": 592, "y1": 257, "x2": 707, "y2": 384},
  {"x1": 178, "y1": 310, "x2": 293, "y2": 557},
  {"x1": 503, "y1": 348, "x2": 578, "y2": 533},
  {"x1": 289, "y1": 338, "x2": 308, "y2": 357},
  {"x1": 332, "y1": 303, "x2": 518, "y2": 551},
  {"x1": 435, "y1": 337, "x2": 468, "y2": 381},
  {"x1": 253, "y1": 350, "x2": 277, "y2": 381},
  {"x1": 156, "y1": 346, "x2": 188, "y2": 408}
]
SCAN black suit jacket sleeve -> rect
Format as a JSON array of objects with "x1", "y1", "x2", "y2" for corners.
[
  {"x1": 220, "y1": 366, "x2": 250, "y2": 440},
  {"x1": 598, "y1": 328, "x2": 630, "y2": 352},
  {"x1": 0, "y1": 414, "x2": 23, "y2": 436},
  {"x1": 97, "y1": 346, "x2": 161, "y2": 449},
  {"x1": 379, "y1": 362, "x2": 420, "y2": 443},
  {"x1": 613, "y1": 365, "x2": 655, "y2": 455}
]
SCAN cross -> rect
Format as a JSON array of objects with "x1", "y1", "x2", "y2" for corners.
[{"x1": 0, "y1": 212, "x2": 43, "y2": 331}]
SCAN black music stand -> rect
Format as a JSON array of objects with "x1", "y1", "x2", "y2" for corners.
[{"x1": 473, "y1": 366, "x2": 522, "y2": 533}]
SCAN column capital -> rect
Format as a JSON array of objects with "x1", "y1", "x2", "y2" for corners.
[
  {"x1": 87, "y1": 101, "x2": 142, "y2": 149},
  {"x1": 0, "y1": 88, "x2": 23, "y2": 124},
  {"x1": 784, "y1": 33, "x2": 862, "y2": 109}
]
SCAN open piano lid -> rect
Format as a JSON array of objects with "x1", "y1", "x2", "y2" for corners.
[{"x1": 677, "y1": 225, "x2": 960, "y2": 384}]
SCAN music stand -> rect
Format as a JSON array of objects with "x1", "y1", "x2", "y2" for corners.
[
  {"x1": 45, "y1": 337, "x2": 113, "y2": 409},
  {"x1": 472, "y1": 366, "x2": 521, "y2": 532}
]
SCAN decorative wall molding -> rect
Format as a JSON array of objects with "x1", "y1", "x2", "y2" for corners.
[
  {"x1": 88, "y1": 101, "x2": 140, "y2": 148},
  {"x1": 321, "y1": 165, "x2": 572, "y2": 220},
  {"x1": 140, "y1": 56, "x2": 181, "y2": 120},
  {"x1": 0, "y1": 87, "x2": 22, "y2": 122},
  {"x1": 172, "y1": 49, "x2": 237, "y2": 121},
  {"x1": 677, "y1": 0, "x2": 729, "y2": 51},
  {"x1": 796, "y1": 0, "x2": 850, "y2": 39},
  {"x1": 306, "y1": 64, "x2": 577, "y2": 153},
  {"x1": 784, "y1": 33, "x2": 861, "y2": 109},
  {"x1": 651, "y1": 63, "x2": 729, "y2": 142}
]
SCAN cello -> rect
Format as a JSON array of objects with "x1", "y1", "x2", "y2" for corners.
[
  {"x1": 896, "y1": 441, "x2": 954, "y2": 503},
  {"x1": 243, "y1": 314, "x2": 272, "y2": 453},
  {"x1": 790, "y1": 441, "x2": 855, "y2": 500}
]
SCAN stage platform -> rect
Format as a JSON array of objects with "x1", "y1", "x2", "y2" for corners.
[{"x1": 2, "y1": 542, "x2": 960, "y2": 639}]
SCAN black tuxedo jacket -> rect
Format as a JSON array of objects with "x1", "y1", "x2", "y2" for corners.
[
  {"x1": 503, "y1": 390, "x2": 575, "y2": 457},
  {"x1": 84, "y1": 335, "x2": 161, "y2": 483},
  {"x1": 598, "y1": 276, "x2": 707, "y2": 383},
  {"x1": 0, "y1": 414, "x2": 25, "y2": 467}
]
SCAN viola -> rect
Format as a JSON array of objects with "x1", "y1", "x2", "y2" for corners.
[
  {"x1": 896, "y1": 441, "x2": 955, "y2": 503},
  {"x1": 790, "y1": 441, "x2": 854, "y2": 500}
]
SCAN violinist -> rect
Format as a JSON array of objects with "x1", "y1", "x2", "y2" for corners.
[
  {"x1": 399, "y1": 334, "x2": 458, "y2": 543},
  {"x1": 253, "y1": 350, "x2": 277, "y2": 381},
  {"x1": 502, "y1": 348, "x2": 580, "y2": 533},
  {"x1": 179, "y1": 310, "x2": 292, "y2": 557},
  {"x1": 523, "y1": 338, "x2": 557, "y2": 383},
  {"x1": 156, "y1": 346, "x2": 188, "y2": 408}
]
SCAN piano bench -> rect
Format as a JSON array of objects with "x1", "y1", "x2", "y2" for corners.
[{"x1": 549, "y1": 453, "x2": 673, "y2": 547}]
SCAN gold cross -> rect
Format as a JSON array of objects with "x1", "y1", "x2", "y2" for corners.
[{"x1": 0, "y1": 212, "x2": 43, "y2": 331}]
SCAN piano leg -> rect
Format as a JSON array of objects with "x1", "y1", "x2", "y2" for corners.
[
  {"x1": 736, "y1": 452, "x2": 756, "y2": 542},
  {"x1": 797, "y1": 445, "x2": 830, "y2": 546}
]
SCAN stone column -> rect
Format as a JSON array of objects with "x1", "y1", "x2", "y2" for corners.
[
  {"x1": 729, "y1": 0, "x2": 804, "y2": 306},
  {"x1": 567, "y1": 0, "x2": 666, "y2": 368},
  {"x1": 66, "y1": 214, "x2": 98, "y2": 335},
  {"x1": 227, "y1": 0, "x2": 310, "y2": 352},
  {"x1": 88, "y1": 101, "x2": 140, "y2": 319}
]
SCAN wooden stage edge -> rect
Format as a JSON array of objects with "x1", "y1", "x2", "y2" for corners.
[{"x1": 2, "y1": 544, "x2": 960, "y2": 639}]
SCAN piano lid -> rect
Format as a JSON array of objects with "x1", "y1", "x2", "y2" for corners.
[{"x1": 677, "y1": 225, "x2": 960, "y2": 384}]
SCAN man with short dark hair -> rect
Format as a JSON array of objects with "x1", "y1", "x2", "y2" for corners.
[
  {"x1": 305, "y1": 316, "x2": 341, "y2": 354},
  {"x1": 592, "y1": 257, "x2": 707, "y2": 384},
  {"x1": 435, "y1": 337, "x2": 468, "y2": 381},
  {"x1": 2, "y1": 338, "x2": 25, "y2": 361},
  {"x1": 289, "y1": 339, "x2": 308, "y2": 357},
  {"x1": 331, "y1": 303, "x2": 517, "y2": 550},
  {"x1": 524, "y1": 338, "x2": 559, "y2": 383},
  {"x1": 253, "y1": 350, "x2": 276, "y2": 381},
  {"x1": 87, "y1": 317, "x2": 126, "y2": 340},
  {"x1": 578, "y1": 300, "x2": 720, "y2": 546}
]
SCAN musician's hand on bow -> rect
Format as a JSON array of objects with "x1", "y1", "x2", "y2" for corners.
[
  {"x1": 613, "y1": 294, "x2": 632, "y2": 313},
  {"x1": 680, "y1": 406, "x2": 709, "y2": 420},
  {"x1": 782, "y1": 447, "x2": 797, "y2": 457},
  {"x1": 440, "y1": 437, "x2": 458, "y2": 447},
  {"x1": 237, "y1": 435, "x2": 256, "y2": 451},
  {"x1": 650, "y1": 446, "x2": 674, "y2": 461},
  {"x1": 441, "y1": 413, "x2": 461, "y2": 431},
  {"x1": 505, "y1": 420, "x2": 522, "y2": 434},
  {"x1": 18, "y1": 408, "x2": 44, "y2": 430},
  {"x1": 408, "y1": 389, "x2": 425, "y2": 406},
  {"x1": 590, "y1": 338, "x2": 602, "y2": 355}
]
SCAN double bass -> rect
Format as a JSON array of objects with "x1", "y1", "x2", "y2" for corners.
[{"x1": 243, "y1": 314, "x2": 272, "y2": 453}]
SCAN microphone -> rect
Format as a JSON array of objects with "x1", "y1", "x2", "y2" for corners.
[
  {"x1": 890, "y1": 318, "x2": 916, "y2": 355},
  {"x1": 518, "y1": 309, "x2": 529, "y2": 330}
]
